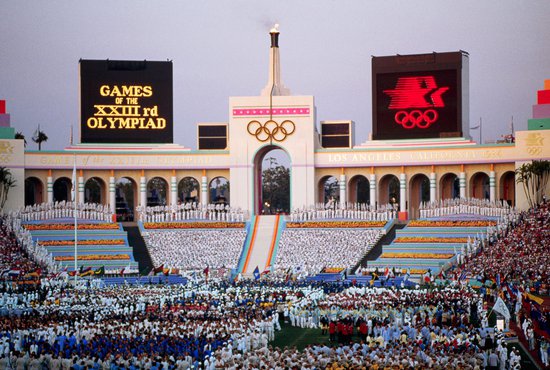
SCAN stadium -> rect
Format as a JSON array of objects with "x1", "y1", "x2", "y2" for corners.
[{"x1": 0, "y1": 27, "x2": 549, "y2": 369}]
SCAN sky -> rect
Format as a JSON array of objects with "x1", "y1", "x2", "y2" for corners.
[{"x1": 1, "y1": 0, "x2": 549, "y2": 151}]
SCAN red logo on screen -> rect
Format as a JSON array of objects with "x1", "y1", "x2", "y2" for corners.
[{"x1": 383, "y1": 76, "x2": 449, "y2": 129}]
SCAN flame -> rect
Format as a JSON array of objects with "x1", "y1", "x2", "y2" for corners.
[{"x1": 270, "y1": 23, "x2": 279, "y2": 33}]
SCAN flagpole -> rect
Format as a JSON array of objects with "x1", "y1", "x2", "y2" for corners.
[
  {"x1": 71, "y1": 127, "x2": 78, "y2": 285},
  {"x1": 73, "y1": 153, "x2": 78, "y2": 284}
]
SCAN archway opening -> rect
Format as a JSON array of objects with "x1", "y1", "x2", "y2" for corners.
[
  {"x1": 209, "y1": 177, "x2": 230, "y2": 205},
  {"x1": 318, "y1": 175, "x2": 339, "y2": 206},
  {"x1": 84, "y1": 177, "x2": 106, "y2": 204},
  {"x1": 254, "y1": 147, "x2": 291, "y2": 215},
  {"x1": 440, "y1": 173, "x2": 459, "y2": 200},
  {"x1": 115, "y1": 177, "x2": 137, "y2": 222},
  {"x1": 379, "y1": 174, "x2": 399, "y2": 210},
  {"x1": 470, "y1": 172, "x2": 490, "y2": 200},
  {"x1": 25, "y1": 177, "x2": 44, "y2": 206},
  {"x1": 178, "y1": 177, "x2": 200, "y2": 204},
  {"x1": 147, "y1": 177, "x2": 168, "y2": 207},
  {"x1": 53, "y1": 177, "x2": 72, "y2": 203},
  {"x1": 499, "y1": 171, "x2": 515, "y2": 206},
  {"x1": 409, "y1": 174, "x2": 430, "y2": 218},
  {"x1": 348, "y1": 175, "x2": 370, "y2": 205}
]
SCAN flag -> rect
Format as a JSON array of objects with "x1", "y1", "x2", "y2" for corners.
[
  {"x1": 203, "y1": 266, "x2": 209, "y2": 276},
  {"x1": 71, "y1": 154, "x2": 77, "y2": 202},
  {"x1": 496, "y1": 273, "x2": 501, "y2": 288},
  {"x1": 525, "y1": 293, "x2": 544, "y2": 305},
  {"x1": 371, "y1": 270, "x2": 379, "y2": 281},
  {"x1": 32, "y1": 126, "x2": 40, "y2": 142},
  {"x1": 119, "y1": 267, "x2": 125, "y2": 276},
  {"x1": 403, "y1": 268, "x2": 411, "y2": 282},
  {"x1": 80, "y1": 266, "x2": 92, "y2": 274},
  {"x1": 261, "y1": 265, "x2": 271, "y2": 276},
  {"x1": 68, "y1": 270, "x2": 77, "y2": 277},
  {"x1": 383, "y1": 267, "x2": 390, "y2": 279},
  {"x1": 81, "y1": 269, "x2": 94, "y2": 277},
  {"x1": 170, "y1": 267, "x2": 180, "y2": 275},
  {"x1": 8, "y1": 268, "x2": 21, "y2": 277},
  {"x1": 458, "y1": 270, "x2": 468, "y2": 281},
  {"x1": 94, "y1": 266, "x2": 105, "y2": 276},
  {"x1": 492, "y1": 297, "x2": 510, "y2": 320},
  {"x1": 253, "y1": 266, "x2": 260, "y2": 280},
  {"x1": 153, "y1": 264, "x2": 164, "y2": 274},
  {"x1": 24, "y1": 268, "x2": 41, "y2": 278},
  {"x1": 163, "y1": 268, "x2": 170, "y2": 276}
]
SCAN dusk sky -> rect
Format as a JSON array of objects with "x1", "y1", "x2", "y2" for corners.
[{"x1": 1, "y1": 0, "x2": 549, "y2": 150}]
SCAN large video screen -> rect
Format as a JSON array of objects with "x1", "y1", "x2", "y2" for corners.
[
  {"x1": 372, "y1": 52, "x2": 466, "y2": 140},
  {"x1": 80, "y1": 60, "x2": 173, "y2": 144}
]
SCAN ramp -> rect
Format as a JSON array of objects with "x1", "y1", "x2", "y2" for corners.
[{"x1": 242, "y1": 215, "x2": 280, "y2": 275}]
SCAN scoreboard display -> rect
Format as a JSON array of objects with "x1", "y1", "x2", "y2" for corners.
[
  {"x1": 80, "y1": 60, "x2": 173, "y2": 144},
  {"x1": 372, "y1": 52, "x2": 468, "y2": 140}
]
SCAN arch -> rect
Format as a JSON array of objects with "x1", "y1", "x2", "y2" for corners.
[
  {"x1": 440, "y1": 173, "x2": 459, "y2": 200},
  {"x1": 24, "y1": 177, "x2": 44, "y2": 206},
  {"x1": 53, "y1": 177, "x2": 72, "y2": 203},
  {"x1": 147, "y1": 177, "x2": 168, "y2": 207},
  {"x1": 469, "y1": 172, "x2": 490, "y2": 200},
  {"x1": 499, "y1": 171, "x2": 515, "y2": 206},
  {"x1": 84, "y1": 177, "x2": 106, "y2": 204},
  {"x1": 348, "y1": 175, "x2": 370, "y2": 204},
  {"x1": 318, "y1": 175, "x2": 339, "y2": 205},
  {"x1": 253, "y1": 145, "x2": 291, "y2": 214},
  {"x1": 378, "y1": 174, "x2": 399, "y2": 209},
  {"x1": 408, "y1": 174, "x2": 430, "y2": 218},
  {"x1": 115, "y1": 177, "x2": 137, "y2": 222},
  {"x1": 209, "y1": 176, "x2": 230, "y2": 205},
  {"x1": 178, "y1": 177, "x2": 200, "y2": 204}
]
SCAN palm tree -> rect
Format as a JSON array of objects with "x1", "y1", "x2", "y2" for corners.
[
  {"x1": 15, "y1": 132, "x2": 27, "y2": 147},
  {"x1": 0, "y1": 167, "x2": 16, "y2": 209},
  {"x1": 516, "y1": 160, "x2": 550, "y2": 208},
  {"x1": 32, "y1": 127, "x2": 48, "y2": 151}
]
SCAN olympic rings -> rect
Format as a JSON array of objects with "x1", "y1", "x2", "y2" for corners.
[
  {"x1": 247, "y1": 119, "x2": 296, "y2": 142},
  {"x1": 394, "y1": 109, "x2": 438, "y2": 129}
]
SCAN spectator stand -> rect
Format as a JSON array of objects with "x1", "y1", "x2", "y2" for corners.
[
  {"x1": 273, "y1": 217, "x2": 390, "y2": 281},
  {"x1": 367, "y1": 218, "x2": 499, "y2": 281},
  {"x1": 138, "y1": 218, "x2": 249, "y2": 276},
  {"x1": 23, "y1": 220, "x2": 139, "y2": 273}
]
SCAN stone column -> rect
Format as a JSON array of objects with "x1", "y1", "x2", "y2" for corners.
[
  {"x1": 489, "y1": 171, "x2": 496, "y2": 202},
  {"x1": 171, "y1": 175, "x2": 177, "y2": 207},
  {"x1": 140, "y1": 176, "x2": 147, "y2": 207},
  {"x1": 459, "y1": 172, "x2": 466, "y2": 199},
  {"x1": 78, "y1": 175, "x2": 84, "y2": 204},
  {"x1": 109, "y1": 176, "x2": 116, "y2": 214},
  {"x1": 399, "y1": 173, "x2": 407, "y2": 219},
  {"x1": 339, "y1": 173, "x2": 346, "y2": 208},
  {"x1": 201, "y1": 175, "x2": 208, "y2": 206},
  {"x1": 369, "y1": 174, "x2": 376, "y2": 207},
  {"x1": 47, "y1": 176, "x2": 53, "y2": 203},
  {"x1": 430, "y1": 172, "x2": 437, "y2": 202}
]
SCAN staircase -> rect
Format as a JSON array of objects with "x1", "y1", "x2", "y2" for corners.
[
  {"x1": 242, "y1": 215, "x2": 280, "y2": 275},
  {"x1": 123, "y1": 224, "x2": 153, "y2": 274}
]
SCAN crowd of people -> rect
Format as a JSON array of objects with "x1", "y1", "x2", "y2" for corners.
[
  {"x1": 14, "y1": 202, "x2": 113, "y2": 222},
  {"x1": 144, "y1": 229, "x2": 247, "y2": 272},
  {"x1": 454, "y1": 201, "x2": 548, "y2": 295},
  {"x1": 419, "y1": 198, "x2": 515, "y2": 219},
  {"x1": 289, "y1": 203, "x2": 397, "y2": 222},
  {"x1": 0, "y1": 276, "x2": 530, "y2": 370},
  {"x1": 275, "y1": 229, "x2": 384, "y2": 276},
  {"x1": 0, "y1": 197, "x2": 548, "y2": 368},
  {"x1": 137, "y1": 203, "x2": 247, "y2": 223},
  {"x1": 0, "y1": 216, "x2": 58, "y2": 285}
]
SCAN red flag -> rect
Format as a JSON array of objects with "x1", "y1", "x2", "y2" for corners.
[{"x1": 153, "y1": 264, "x2": 164, "y2": 274}]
